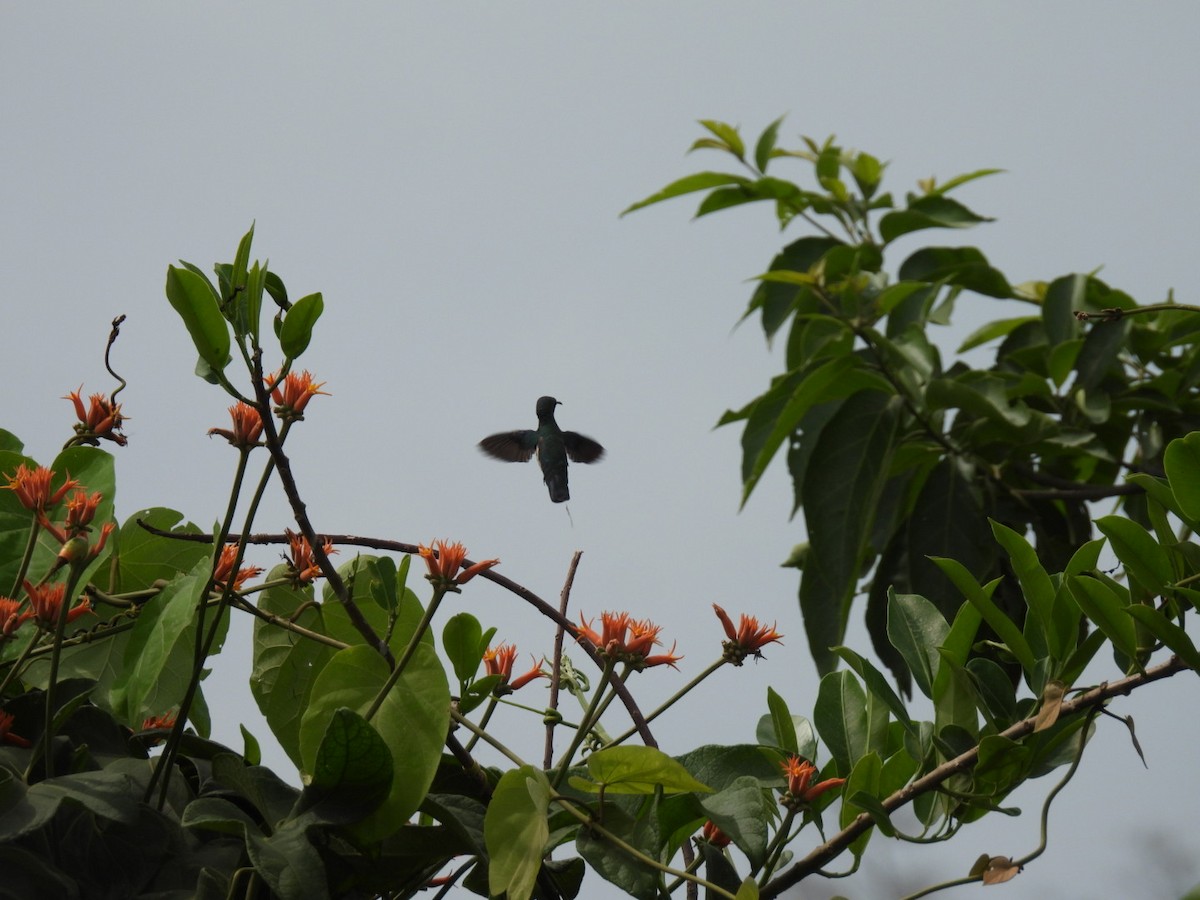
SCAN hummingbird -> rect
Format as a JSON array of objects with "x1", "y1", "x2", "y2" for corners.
[{"x1": 478, "y1": 396, "x2": 605, "y2": 503}]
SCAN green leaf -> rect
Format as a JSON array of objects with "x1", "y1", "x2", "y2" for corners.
[
  {"x1": 740, "y1": 355, "x2": 892, "y2": 507},
  {"x1": 839, "y1": 753, "x2": 885, "y2": 852},
  {"x1": 879, "y1": 195, "x2": 993, "y2": 244},
  {"x1": 957, "y1": 315, "x2": 1039, "y2": 353},
  {"x1": 832, "y1": 645, "x2": 916, "y2": 734},
  {"x1": 990, "y1": 521, "x2": 1063, "y2": 657},
  {"x1": 579, "y1": 746, "x2": 711, "y2": 795},
  {"x1": 280, "y1": 292, "x2": 324, "y2": 359},
  {"x1": 230, "y1": 223, "x2": 255, "y2": 302},
  {"x1": 622, "y1": 171, "x2": 751, "y2": 215},
  {"x1": 442, "y1": 612, "x2": 485, "y2": 684},
  {"x1": 104, "y1": 556, "x2": 222, "y2": 733},
  {"x1": 735, "y1": 877, "x2": 760, "y2": 900},
  {"x1": 298, "y1": 643, "x2": 450, "y2": 840},
  {"x1": 765, "y1": 687, "x2": 799, "y2": 754},
  {"x1": 799, "y1": 392, "x2": 901, "y2": 673},
  {"x1": 1066, "y1": 576, "x2": 1139, "y2": 665},
  {"x1": 814, "y1": 670, "x2": 869, "y2": 774},
  {"x1": 850, "y1": 152, "x2": 884, "y2": 199},
  {"x1": 932, "y1": 557, "x2": 1037, "y2": 675},
  {"x1": 898, "y1": 246, "x2": 1012, "y2": 298},
  {"x1": 1165, "y1": 433, "x2": 1200, "y2": 521},
  {"x1": 699, "y1": 776, "x2": 770, "y2": 868},
  {"x1": 298, "y1": 708, "x2": 393, "y2": 824},
  {"x1": 1095, "y1": 515, "x2": 1174, "y2": 601},
  {"x1": 1124, "y1": 605, "x2": 1200, "y2": 671},
  {"x1": 926, "y1": 168, "x2": 1004, "y2": 195},
  {"x1": 485, "y1": 766, "x2": 551, "y2": 900},
  {"x1": 885, "y1": 590, "x2": 948, "y2": 700},
  {"x1": 754, "y1": 116, "x2": 784, "y2": 172},
  {"x1": 1042, "y1": 274, "x2": 1086, "y2": 346},
  {"x1": 165, "y1": 264, "x2": 231, "y2": 372},
  {"x1": 697, "y1": 119, "x2": 746, "y2": 159},
  {"x1": 251, "y1": 577, "x2": 338, "y2": 768}
]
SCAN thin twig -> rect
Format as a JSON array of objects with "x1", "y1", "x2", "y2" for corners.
[{"x1": 545, "y1": 551, "x2": 583, "y2": 770}]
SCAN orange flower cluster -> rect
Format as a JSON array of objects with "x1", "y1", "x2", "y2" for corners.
[
  {"x1": 483, "y1": 642, "x2": 545, "y2": 693},
  {"x1": 3, "y1": 465, "x2": 114, "y2": 572},
  {"x1": 213, "y1": 543, "x2": 263, "y2": 592},
  {"x1": 285, "y1": 529, "x2": 337, "y2": 585},
  {"x1": 0, "y1": 580, "x2": 92, "y2": 638},
  {"x1": 65, "y1": 387, "x2": 127, "y2": 446},
  {"x1": 208, "y1": 402, "x2": 265, "y2": 448},
  {"x1": 779, "y1": 755, "x2": 846, "y2": 809},
  {"x1": 0, "y1": 710, "x2": 31, "y2": 748},
  {"x1": 266, "y1": 369, "x2": 328, "y2": 421},
  {"x1": 713, "y1": 604, "x2": 783, "y2": 665},
  {"x1": 418, "y1": 540, "x2": 499, "y2": 592},
  {"x1": 577, "y1": 611, "x2": 682, "y2": 671}
]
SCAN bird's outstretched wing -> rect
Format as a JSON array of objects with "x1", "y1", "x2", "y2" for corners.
[
  {"x1": 562, "y1": 432, "x2": 605, "y2": 464},
  {"x1": 479, "y1": 430, "x2": 538, "y2": 462}
]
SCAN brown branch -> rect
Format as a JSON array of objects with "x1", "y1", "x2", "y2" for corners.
[
  {"x1": 248, "y1": 353, "x2": 392, "y2": 665},
  {"x1": 545, "y1": 551, "x2": 584, "y2": 769},
  {"x1": 760, "y1": 654, "x2": 1192, "y2": 898},
  {"x1": 135, "y1": 526, "x2": 659, "y2": 746}
]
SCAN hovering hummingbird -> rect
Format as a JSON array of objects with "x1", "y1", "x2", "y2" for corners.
[{"x1": 478, "y1": 396, "x2": 605, "y2": 503}]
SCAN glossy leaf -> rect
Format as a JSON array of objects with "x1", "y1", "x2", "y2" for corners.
[
  {"x1": 1095, "y1": 515, "x2": 1174, "y2": 600},
  {"x1": 1165, "y1": 432, "x2": 1200, "y2": 521},
  {"x1": 575, "y1": 746, "x2": 711, "y2": 795},
  {"x1": 932, "y1": 557, "x2": 1037, "y2": 675},
  {"x1": 622, "y1": 171, "x2": 751, "y2": 216},
  {"x1": 814, "y1": 670, "x2": 869, "y2": 774},
  {"x1": 886, "y1": 590, "x2": 948, "y2": 700},
  {"x1": 298, "y1": 643, "x2": 450, "y2": 840},
  {"x1": 833, "y1": 645, "x2": 916, "y2": 734},
  {"x1": 165, "y1": 264, "x2": 231, "y2": 371},
  {"x1": 991, "y1": 521, "x2": 1062, "y2": 657},
  {"x1": 1066, "y1": 576, "x2": 1139, "y2": 665},
  {"x1": 280, "y1": 292, "x2": 324, "y2": 359},
  {"x1": 1124, "y1": 605, "x2": 1200, "y2": 671},
  {"x1": 879, "y1": 194, "x2": 992, "y2": 244},
  {"x1": 485, "y1": 766, "x2": 551, "y2": 900}
]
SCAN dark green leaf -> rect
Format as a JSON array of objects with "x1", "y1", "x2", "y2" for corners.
[
  {"x1": 898, "y1": 246, "x2": 1012, "y2": 298},
  {"x1": 886, "y1": 590, "x2": 948, "y2": 700},
  {"x1": 932, "y1": 558, "x2": 1037, "y2": 675},
  {"x1": 1165, "y1": 433, "x2": 1200, "y2": 521},
  {"x1": 879, "y1": 195, "x2": 993, "y2": 244},
  {"x1": 754, "y1": 116, "x2": 784, "y2": 172},
  {"x1": 1066, "y1": 576, "x2": 1139, "y2": 665},
  {"x1": 1124, "y1": 605, "x2": 1200, "y2": 671}
]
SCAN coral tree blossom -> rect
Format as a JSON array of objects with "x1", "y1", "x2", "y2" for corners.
[
  {"x1": 713, "y1": 603, "x2": 783, "y2": 665},
  {"x1": 780, "y1": 755, "x2": 846, "y2": 808},
  {"x1": 483, "y1": 642, "x2": 545, "y2": 692},
  {"x1": 577, "y1": 611, "x2": 682, "y2": 670},
  {"x1": 418, "y1": 540, "x2": 499, "y2": 592},
  {"x1": 65, "y1": 387, "x2": 127, "y2": 446},
  {"x1": 208, "y1": 402, "x2": 265, "y2": 448}
]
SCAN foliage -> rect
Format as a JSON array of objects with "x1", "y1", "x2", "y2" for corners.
[
  {"x1": 0, "y1": 130, "x2": 1198, "y2": 900},
  {"x1": 626, "y1": 120, "x2": 1200, "y2": 689}
]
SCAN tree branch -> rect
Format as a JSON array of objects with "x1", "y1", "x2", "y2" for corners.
[{"x1": 761, "y1": 654, "x2": 1192, "y2": 898}]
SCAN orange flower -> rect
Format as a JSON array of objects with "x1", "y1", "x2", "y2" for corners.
[
  {"x1": 3, "y1": 465, "x2": 77, "y2": 513},
  {"x1": 780, "y1": 755, "x2": 845, "y2": 808},
  {"x1": 266, "y1": 369, "x2": 329, "y2": 420},
  {"x1": 213, "y1": 543, "x2": 263, "y2": 591},
  {"x1": 0, "y1": 598, "x2": 23, "y2": 637},
  {"x1": 418, "y1": 540, "x2": 499, "y2": 591},
  {"x1": 19, "y1": 580, "x2": 91, "y2": 630},
  {"x1": 0, "y1": 710, "x2": 31, "y2": 748},
  {"x1": 65, "y1": 387, "x2": 127, "y2": 446},
  {"x1": 208, "y1": 402, "x2": 265, "y2": 448},
  {"x1": 142, "y1": 712, "x2": 178, "y2": 731},
  {"x1": 284, "y1": 529, "x2": 337, "y2": 585},
  {"x1": 483, "y1": 642, "x2": 545, "y2": 692},
  {"x1": 577, "y1": 611, "x2": 682, "y2": 670},
  {"x1": 701, "y1": 820, "x2": 732, "y2": 848},
  {"x1": 713, "y1": 604, "x2": 783, "y2": 665}
]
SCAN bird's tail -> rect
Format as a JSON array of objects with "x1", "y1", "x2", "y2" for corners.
[{"x1": 546, "y1": 473, "x2": 569, "y2": 503}]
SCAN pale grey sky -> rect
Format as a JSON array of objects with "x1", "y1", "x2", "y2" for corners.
[{"x1": 3, "y1": 4, "x2": 1199, "y2": 898}]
